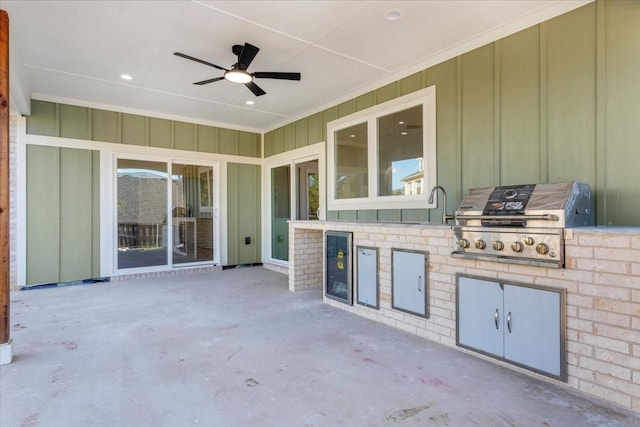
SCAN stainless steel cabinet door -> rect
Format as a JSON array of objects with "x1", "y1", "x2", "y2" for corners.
[
  {"x1": 357, "y1": 247, "x2": 378, "y2": 308},
  {"x1": 392, "y1": 250, "x2": 427, "y2": 317},
  {"x1": 457, "y1": 276, "x2": 504, "y2": 358},
  {"x1": 503, "y1": 284, "x2": 561, "y2": 376}
]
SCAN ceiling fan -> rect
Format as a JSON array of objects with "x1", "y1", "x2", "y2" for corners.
[{"x1": 174, "y1": 42, "x2": 301, "y2": 96}]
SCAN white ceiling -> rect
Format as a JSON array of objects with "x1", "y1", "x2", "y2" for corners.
[{"x1": 5, "y1": 0, "x2": 590, "y2": 133}]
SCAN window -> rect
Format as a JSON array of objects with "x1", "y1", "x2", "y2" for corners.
[
  {"x1": 335, "y1": 122, "x2": 368, "y2": 199},
  {"x1": 378, "y1": 105, "x2": 424, "y2": 197},
  {"x1": 327, "y1": 86, "x2": 436, "y2": 210}
]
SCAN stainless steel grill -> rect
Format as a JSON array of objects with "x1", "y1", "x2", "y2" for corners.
[{"x1": 451, "y1": 182, "x2": 594, "y2": 268}]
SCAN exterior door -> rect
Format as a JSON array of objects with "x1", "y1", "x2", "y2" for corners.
[
  {"x1": 171, "y1": 163, "x2": 215, "y2": 265},
  {"x1": 270, "y1": 165, "x2": 290, "y2": 261},
  {"x1": 266, "y1": 152, "x2": 322, "y2": 264},
  {"x1": 297, "y1": 160, "x2": 319, "y2": 220},
  {"x1": 116, "y1": 158, "x2": 218, "y2": 271},
  {"x1": 116, "y1": 159, "x2": 168, "y2": 269}
]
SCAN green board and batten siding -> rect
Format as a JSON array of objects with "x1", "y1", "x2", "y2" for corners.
[
  {"x1": 226, "y1": 163, "x2": 261, "y2": 266},
  {"x1": 26, "y1": 146, "x2": 100, "y2": 285},
  {"x1": 27, "y1": 101, "x2": 261, "y2": 156},
  {"x1": 26, "y1": 102, "x2": 262, "y2": 284},
  {"x1": 265, "y1": 0, "x2": 640, "y2": 226}
]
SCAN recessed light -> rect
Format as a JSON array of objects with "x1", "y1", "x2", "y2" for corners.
[
  {"x1": 401, "y1": 131, "x2": 408, "y2": 136},
  {"x1": 385, "y1": 9, "x2": 403, "y2": 21},
  {"x1": 398, "y1": 121, "x2": 405, "y2": 125},
  {"x1": 120, "y1": 74, "x2": 132, "y2": 81},
  {"x1": 350, "y1": 134, "x2": 356, "y2": 138},
  {"x1": 246, "y1": 100, "x2": 255, "y2": 105}
]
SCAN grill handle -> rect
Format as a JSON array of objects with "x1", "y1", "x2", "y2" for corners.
[{"x1": 455, "y1": 214, "x2": 559, "y2": 221}]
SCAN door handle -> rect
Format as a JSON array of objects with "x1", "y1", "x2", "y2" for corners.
[
  {"x1": 418, "y1": 275, "x2": 422, "y2": 292},
  {"x1": 494, "y1": 309, "x2": 499, "y2": 330},
  {"x1": 507, "y1": 312, "x2": 512, "y2": 333}
]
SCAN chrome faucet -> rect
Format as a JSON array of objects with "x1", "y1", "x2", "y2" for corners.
[{"x1": 428, "y1": 185, "x2": 454, "y2": 224}]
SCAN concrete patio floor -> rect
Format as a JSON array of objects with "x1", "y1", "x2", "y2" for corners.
[{"x1": 1, "y1": 267, "x2": 639, "y2": 427}]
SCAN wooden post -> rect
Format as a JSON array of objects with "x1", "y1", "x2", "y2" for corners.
[{"x1": 1, "y1": 9, "x2": 11, "y2": 352}]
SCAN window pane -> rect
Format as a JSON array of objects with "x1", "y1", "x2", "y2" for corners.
[
  {"x1": 271, "y1": 165, "x2": 290, "y2": 261},
  {"x1": 377, "y1": 105, "x2": 423, "y2": 196},
  {"x1": 117, "y1": 159, "x2": 168, "y2": 269},
  {"x1": 172, "y1": 163, "x2": 215, "y2": 265},
  {"x1": 308, "y1": 172, "x2": 319, "y2": 219},
  {"x1": 335, "y1": 122, "x2": 368, "y2": 199}
]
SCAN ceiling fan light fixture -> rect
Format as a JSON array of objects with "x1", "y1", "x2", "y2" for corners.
[
  {"x1": 225, "y1": 69, "x2": 253, "y2": 84},
  {"x1": 175, "y1": 43, "x2": 300, "y2": 96}
]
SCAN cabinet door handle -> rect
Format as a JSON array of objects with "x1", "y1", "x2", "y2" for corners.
[
  {"x1": 507, "y1": 312, "x2": 512, "y2": 333},
  {"x1": 494, "y1": 309, "x2": 499, "y2": 330},
  {"x1": 418, "y1": 275, "x2": 422, "y2": 292}
]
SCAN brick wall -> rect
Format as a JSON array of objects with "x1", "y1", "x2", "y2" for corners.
[
  {"x1": 288, "y1": 226, "x2": 323, "y2": 292},
  {"x1": 289, "y1": 221, "x2": 640, "y2": 413}
]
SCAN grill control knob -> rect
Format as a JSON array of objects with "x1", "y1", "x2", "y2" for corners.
[
  {"x1": 475, "y1": 240, "x2": 487, "y2": 250},
  {"x1": 524, "y1": 236, "x2": 535, "y2": 246},
  {"x1": 458, "y1": 239, "x2": 470, "y2": 249},
  {"x1": 511, "y1": 241, "x2": 524, "y2": 253},
  {"x1": 492, "y1": 241, "x2": 504, "y2": 251},
  {"x1": 536, "y1": 243, "x2": 549, "y2": 255}
]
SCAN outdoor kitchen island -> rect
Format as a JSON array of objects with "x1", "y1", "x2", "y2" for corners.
[{"x1": 288, "y1": 220, "x2": 640, "y2": 413}]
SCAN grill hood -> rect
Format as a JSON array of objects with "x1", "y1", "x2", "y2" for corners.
[{"x1": 454, "y1": 181, "x2": 594, "y2": 228}]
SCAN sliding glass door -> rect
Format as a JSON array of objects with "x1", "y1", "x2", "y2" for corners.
[
  {"x1": 172, "y1": 163, "x2": 215, "y2": 265},
  {"x1": 117, "y1": 159, "x2": 169, "y2": 269},
  {"x1": 116, "y1": 157, "x2": 217, "y2": 271}
]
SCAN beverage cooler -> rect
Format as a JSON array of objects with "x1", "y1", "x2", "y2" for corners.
[{"x1": 325, "y1": 231, "x2": 353, "y2": 305}]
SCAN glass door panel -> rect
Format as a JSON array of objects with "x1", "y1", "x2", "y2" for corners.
[
  {"x1": 271, "y1": 165, "x2": 290, "y2": 261},
  {"x1": 172, "y1": 163, "x2": 215, "y2": 264},
  {"x1": 117, "y1": 159, "x2": 168, "y2": 269},
  {"x1": 297, "y1": 160, "x2": 319, "y2": 220}
]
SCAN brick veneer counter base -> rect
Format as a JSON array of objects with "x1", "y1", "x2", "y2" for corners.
[{"x1": 289, "y1": 221, "x2": 640, "y2": 413}]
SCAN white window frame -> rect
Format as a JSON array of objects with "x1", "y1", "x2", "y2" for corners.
[{"x1": 327, "y1": 85, "x2": 437, "y2": 211}]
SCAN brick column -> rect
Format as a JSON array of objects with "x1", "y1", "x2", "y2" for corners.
[{"x1": 288, "y1": 224, "x2": 323, "y2": 292}]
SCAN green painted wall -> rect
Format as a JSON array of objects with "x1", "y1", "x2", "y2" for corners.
[
  {"x1": 26, "y1": 100, "x2": 263, "y2": 275},
  {"x1": 26, "y1": 101, "x2": 261, "y2": 157},
  {"x1": 264, "y1": 0, "x2": 640, "y2": 226},
  {"x1": 26, "y1": 146, "x2": 100, "y2": 285},
  {"x1": 227, "y1": 163, "x2": 261, "y2": 265}
]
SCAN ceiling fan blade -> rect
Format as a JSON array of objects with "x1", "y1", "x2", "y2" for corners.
[
  {"x1": 245, "y1": 81, "x2": 266, "y2": 96},
  {"x1": 174, "y1": 52, "x2": 228, "y2": 72},
  {"x1": 193, "y1": 76, "x2": 225, "y2": 85},
  {"x1": 237, "y1": 43, "x2": 260, "y2": 69},
  {"x1": 253, "y1": 72, "x2": 301, "y2": 81}
]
